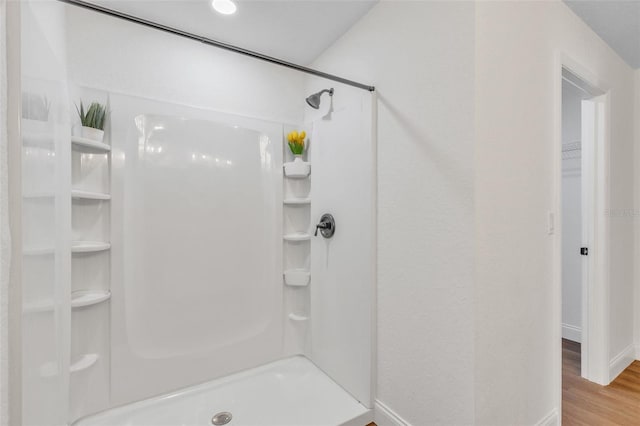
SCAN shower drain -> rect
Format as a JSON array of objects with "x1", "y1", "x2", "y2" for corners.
[{"x1": 211, "y1": 411, "x2": 233, "y2": 425}]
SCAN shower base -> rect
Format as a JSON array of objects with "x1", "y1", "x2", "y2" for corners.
[{"x1": 74, "y1": 356, "x2": 372, "y2": 426}]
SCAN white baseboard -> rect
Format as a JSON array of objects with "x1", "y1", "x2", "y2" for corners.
[
  {"x1": 374, "y1": 400, "x2": 412, "y2": 426},
  {"x1": 535, "y1": 408, "x2": 559, "y2": 426},
  {"x1": 561, "y1": 323, "x2": 581, "y2": 343},
  {"x1": 635, "y1": 344, "x2": 640, "y2": 360},
  {"x1": 610, "y1": 343, "x2": 635, "y2": 381}
]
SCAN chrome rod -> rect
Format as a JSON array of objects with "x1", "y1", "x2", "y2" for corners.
[{"x1": 56, "y1": 0, "x2": 376, "y2": 92}]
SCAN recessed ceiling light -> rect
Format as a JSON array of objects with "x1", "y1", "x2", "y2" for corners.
[{"x1": 211, "y1": 0, "x2": 237, "y2": 15}]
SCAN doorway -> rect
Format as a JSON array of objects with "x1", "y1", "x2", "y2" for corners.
[{"x1": 560, "y1": 66, "x2": 609, "y2": 386}]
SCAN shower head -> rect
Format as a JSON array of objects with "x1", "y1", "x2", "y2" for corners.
[{"x1": 306, "y1": 88, "x2": 334, "y2": 109}]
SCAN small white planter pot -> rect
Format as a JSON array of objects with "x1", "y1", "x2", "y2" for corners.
[{"x1": 81, "y1": 126, "x2": 105, "y2": 143}]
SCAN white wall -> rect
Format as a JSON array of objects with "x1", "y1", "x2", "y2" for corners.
[
  {"x1": 635, "y1": 69, "x2": 640, "y2": 358},
  {"x1": 310, "y1": 2, "x2": 476, "y2": 425},
  {"x1": 476, "y1": 1, "x2": 635, "y2": 424},
  {"x1": 561, "y1": 82, "x2": 582, "y2": 342},
  {"x1": 312, "y1": 1, "x2": 635, "y2": 425},
  {"x1": 64, "y1": 5, "x2": 305, "y2": 125}
]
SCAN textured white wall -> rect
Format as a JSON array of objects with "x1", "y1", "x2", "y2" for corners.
[
  {"x1": 310, "y1": 2, "x2": 476, "y2": 425},
  {"x1": 0, "y1": 0, "x2": 9, "y2": 423},
  {"x1": 561, "y1": 82, "x2": 582, "y2": 342},
  {"x1": 476, "y1": 1, "x2": 635, "y2": 424},
  {"x1": 635, "y1": 69, "x2": 640, "y2": 357},
  {"x1": 311, "y1": 1, "x2": 635, "y2": 425}
]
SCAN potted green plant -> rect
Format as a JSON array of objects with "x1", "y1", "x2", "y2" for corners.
[{"x1": 76, "y1": 101, "x2": 107, "y2": 142}]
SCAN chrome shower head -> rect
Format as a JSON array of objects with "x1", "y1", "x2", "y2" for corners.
[{"x1": 306, "y1": 88, "x2": 334, "y2": 109}]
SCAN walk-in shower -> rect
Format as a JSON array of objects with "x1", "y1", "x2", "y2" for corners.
[{"x1": 16, "y1": 1, "x2": 376, "y2": 425}]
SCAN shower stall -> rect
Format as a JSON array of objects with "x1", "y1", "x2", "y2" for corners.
[{"x1": 16, "y1": 1, "x2": 376, "y2": 425}]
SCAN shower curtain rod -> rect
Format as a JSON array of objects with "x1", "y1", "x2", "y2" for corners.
[{"x1": 56, "y1": 0, "x2": 376, "y2": 92}]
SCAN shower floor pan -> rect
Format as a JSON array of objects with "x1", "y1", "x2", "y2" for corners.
[{"x1": 75, "y1": 356, "x2": 372, "y2": 426}]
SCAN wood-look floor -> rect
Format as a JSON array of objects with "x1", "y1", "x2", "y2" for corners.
[{"x1": 563, "y1": 339, "x2": 640, "y2": 425}]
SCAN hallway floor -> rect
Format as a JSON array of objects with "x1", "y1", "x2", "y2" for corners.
[{"x1": 563, "y1": 339, "x2": 640, "y2": 425}]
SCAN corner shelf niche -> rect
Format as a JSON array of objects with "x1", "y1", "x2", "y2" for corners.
[
  {"x1": 284, "y1": 198, "x2": 311, "y2": 205},
  {"x1": 284, "y1": 269, "x2": 310, "y2": 287},
  {"x1": 70, "y1": 353, "x2": 99, "y2": 374},
  {"x1": 71, "y1": 135, "x2": 111, "y2": 152},
  {"x1": 282, "y1": 134, "x2": 312, "y2": 349},
  {"x1": 72, "y1": 241, "x2": 111, "y2": 253},
  {"x1": 23, "y1": 290, "x2": 111, "y2": 314},
  {"x1": 69, "y1": 120, "x2": 112, "y2": 421},
  {"x1": 284, "y1": 160, "x2": 311, "y2": 179},
  {"x1": 39, "y1": 353, "x2": 99, "y2": 378},
  {"x1": 72, "y1": 190, "x2": 111, "y2": 200},
  {"x1": 288, "y1": 313, "x2": 309, "y2": 322},
  {"x1": 283, "y1": 233, "x2": 311, "y2": 242},
  {"x1": 71, "y1": 290, "x2": 111, "y2": 308}
]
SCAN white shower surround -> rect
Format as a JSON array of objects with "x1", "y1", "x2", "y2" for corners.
[
  {"x1": 108, "y1": 94, "x2": 285, "y2": 406},
  {"x1": 16, "y1": 1, "x2": 376, "y2": 424}
]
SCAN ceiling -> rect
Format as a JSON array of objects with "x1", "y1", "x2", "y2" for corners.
[
  {"x1": 564, "y1": 0, "x2": 640, "y2": 69},
  {"x1": 83, "y1": 0, "x2": 378, "y2": 65}
]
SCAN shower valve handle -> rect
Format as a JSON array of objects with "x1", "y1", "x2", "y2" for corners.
[{"x1": 314, "y1": 214, "x2": 335, "y2": 238}]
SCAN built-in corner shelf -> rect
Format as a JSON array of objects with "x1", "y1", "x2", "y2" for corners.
[
  {"x1": 72, "y1": 241, "x2": 111, "y2": 253},
  {"x1": 70, "y1": 353, "x2": 99, "y2": 373},
  {"x1": 283, "y1": 198, "x2": 311, "y2": 205},
  {"x1": 284, "y1": 269, "x2": 310, "y2": 287},
  {"x1": 283, "y1": 160, "x2": 311, "y2": 179},
  {"x1": 24, "y1": 242, "x2": 111, "y2": 256},
  {"x1": 288, "y1": 313, "x2": 309, "y2": 322},
  {"x1": 72, "y1": 190, "x2": 111, "y2": 200},
  {"x1": 23, "y1": 290, "x2": 111, "y2": 314},
  {"x1": 39, "y1": 353, "x2": 99, "y2": 378},
  {"x1": 283, "y1": 233, "x2": 311, "y2": 242},
  {"x1": 71, "y1": 135, "x2": 111, "y2": 152},
  {"x1": 71, "y1": 290, "x2": 111, "y2": 308}
]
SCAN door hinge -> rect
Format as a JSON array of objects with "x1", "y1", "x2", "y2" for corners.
[{"x1": 581, "y1": 247, "x2": 589, "y2": 256}]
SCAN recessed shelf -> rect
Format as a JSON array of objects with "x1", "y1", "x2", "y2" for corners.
[
  {"x1": 284, "y1": 269, "x2": 310, "y2": 287},
  {"x1": 288, "y1": 313, "x2": 309, "y2": 322},
  {"x1": 39, "y1": 353, "x2": 99, "y2": 378},
  {"x1": 283, "y1": 233, "x2": 311, "y2": 242},
  {"x1": 24, "y1": 242, "x2": 111, "y2": 255},
  {"x1": 72, "y1": 241, "x2": 111, "y2": 253},
  {"x1": 72, "y1": 190, "x2": 111, "y2": 200},
  {"x1": 283, "y1": 198, "x2": 311, "y2": 205},
  {"x1": 71, "y1": 290, "x2": 111, "y2": 308},
  {"x1": 23, "y1": 290, "x2": 111, "y2": 314},
  {"x1": 70, "y1": 353, "x2": 99, "y2": 374},
  {"x1": 283, "y1": 161, "x2": 311, "y2": 179},
  {"x1": 71, "y1": 135, "x2": 111, "y2": 152}
]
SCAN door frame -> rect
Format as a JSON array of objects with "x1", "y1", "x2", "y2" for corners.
[{"x1": 554, "y1": 53, "x2": 611, "y2": 403}]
